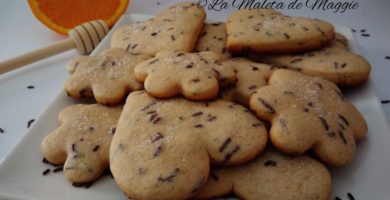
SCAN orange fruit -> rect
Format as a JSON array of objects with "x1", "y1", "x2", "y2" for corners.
[{"x1": 28, "y1": 0, "x2": 129, "y2": 35}]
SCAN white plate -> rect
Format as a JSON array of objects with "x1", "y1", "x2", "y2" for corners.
[{"x1": 0, "y1": 13, "x2": 390, "y2": 200}]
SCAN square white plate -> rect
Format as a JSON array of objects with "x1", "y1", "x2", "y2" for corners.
[{"x1": 0, "y1": 13, "x2": 389, "y2": 200}]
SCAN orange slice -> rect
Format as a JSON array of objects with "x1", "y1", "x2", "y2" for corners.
[{"x1": 28, "y1": 0, "x2": 129, "y2": 35}]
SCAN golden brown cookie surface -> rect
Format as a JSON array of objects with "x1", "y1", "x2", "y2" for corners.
[
  {"x1": 226, "y1": 9, "x2": 334, "y2": 53},
  {"x1": 64, "y1": 48, "x2": 150, "y2": 105},
  {"x1": 249, "y1": 69, "x2": 367, "y2": 166},
  {"x1": 41, "y1": 104, "x2": 122, "y2": 184},
  {"x1": 110, "y1": 91, "x2": 268, "y2": 200},
  {"x1": 111, "y1": 2, "x2": 205, "y2": 56},
  {"x1": 134, "y1": 52, "x2": 237, "y2": 101},
  {"x1": 194, "y1": 149, "x2": 331, "y2": 200}
]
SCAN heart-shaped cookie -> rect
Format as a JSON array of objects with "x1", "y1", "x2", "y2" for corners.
[
  {"x1": 110, "y1": 91, "x2": 267, "y2": 200},
  {"x1": 250, "y1": 33, "x2": 371, "y2": 85},
  {"x1": 194, "y1": 149, "x2": 331, "y2": 200},
  {"x1": 111, "y1": 2, "x2": 205, "y2": 56}
]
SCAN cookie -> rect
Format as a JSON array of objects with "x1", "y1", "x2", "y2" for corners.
[
  {"x1": 226, "y1": 9, "x2": 335, "y2": 53},
  {"x1": 64, "y1": 48, "x2": 150, "y2": 105},
  {"x1": 134, "y1": 52, "x2": 237, "y2": 101},
  {"x1": 220, "y1": 58, "x2": 275, "y2": 106},
  {"x1": 250, "y1": 33, "x2": 371, "y2": 85},
  {"x1": 111, "y1": 2, "x2": 205, "y2": 56},
  {"x1": 41, "y1": 104, "x2": 122, "y2": 184},
  {"x1": 110, "y1": 91, "x2": 267, "y2": 200},
  {"x1": 193, "y1": 149, "x2": 331, "y2": 200},
  {"x1": 249, "y1": 69, "x2": 367, "y2": 166},
  {"x1": 195, "y1": 22, "x2": 231, "y2": 58}
]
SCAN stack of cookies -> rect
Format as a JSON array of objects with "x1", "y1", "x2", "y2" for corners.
[{"x1": 41, "y1": 2, "x2": 370, "y2": 200}]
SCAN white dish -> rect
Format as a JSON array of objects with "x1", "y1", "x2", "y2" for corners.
[{"x1": 0, "y1": 13, "x2": 389, "y2": 200}]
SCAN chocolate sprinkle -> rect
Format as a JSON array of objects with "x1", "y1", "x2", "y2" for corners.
[
  {"x1": 72, "y1": 143, "x2": 77, "y2": 153},
  {"x1": 338, "y1": 114, "x2": 350, "y2": 126},
  {"x1": 335, "y1": 197, "x2": 342, "y2": 200},
  {"x1": 194, "y1": 124, "x2": 204, "y2": 128},
  {"x1": 283, "y1": 33, "x2": 290, "y2": 39},
  {"x1": 151, "y1": 32, "x2": 158, "y2": 36},
  {"x1": 27, "y1": 119, "x2": 35, "y2": 128},
  {"x1": 109, "y1": 127, "x2": 116, "y2": 135},
  {"x1": 219, "y1": 138, "x2": 231, "y2": 152},
  {"x1": 381, "y1": 100, "x2": 390, "y2": 104},
  {"x1": 339, "y1": 131, "x2": 347, "y2": 144},
  {"x1": 27, "y1": 85, "x2": 35, "y2": 89},
  {"x1": 191, "y1": 78, "x2": 200, "y2": 83},
  {"x1": 185, "y1": 64, "x2": 193, "y2": 69},
  {"x1": 42, "y1": 169, "x2": 51, "y2": 175},
  {"x1": 283, "y1": 91, "x2": 294, "y2": 95},
  {"x1": 347, "y1": 193, "x2": 355, "y2": 200},
  {"x1": 319, "y1": 117, "x2": 329, "y2": 131},
  {"x1": 361, "y1": 33, "x2": 370, "y2": 37},
  {"x1": 72, "y1": 182, "x2": 93, "y2": 188},
  {"x1": 264, "y1": 160, "x2": 277, "y2": 167},
  {"x1": 42, "y1": 158, "x2": 49, "y2": 164},
  {"x1": 92, "y1": 145, "x2": 100, "y2": 152},
  {"x1": 192, "y1": 112, "x2": 203, "y2": 117},
  {"x1": 206, "y1": 114, "x2": 217, "y2": 122},
  {"x1": 153, "y1": 145, "x2": 163, "y2": 158},
  {"x1": 148, "y1": 59, "x2": 159, "y2": 65},
  {"x1": 252, "y1": 123, "x2": 262, "y2": 127},
  {"x1": 258, "y1": 98, "x2": 275, "y2": 114},
  {"x1": 53, "y1": 166, "x2": 63, "y2": 173},
  {"x1": 0, "y1": 128, "x2": 4, "y2": 133},
  {"x1": 170, "y1": 35, "x2": 176, "y2": 41},
  {"x1": 158, "y1": 168, "x2": 180, "y2": 182},
  {"x1": 222, "y1": 145, "x2": 240, "y2": 163},
  {"x1": 385, "y1": 56, "x2": 390, "y2": 59},
  {"x1": 151, "y1": 132, "x2": 164, "y2": 143},
  {"x1": 290, "y1": 58, "x2": 302, "y2": 63}
]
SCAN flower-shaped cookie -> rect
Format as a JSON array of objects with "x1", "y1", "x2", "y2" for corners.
[
  {"x1": 110, "y1": 91, "x2": 267, "y2": 200},
  {"x1": 64, "y1": 48, "x2": 150, "y2": 105},
  {"x1": 226, "y1": 9, "x2": 334, "y2": 53},
  {"x1": 134, "y1": 52, "x2": 237, "y2": 101},
  {"x1": 249, "y1": 69, "x2": 367, "y2": 166},
  {"x1": 41, "y1": 104, "x2": 122, "y2": 184},
  {"x1": 111, "y1": 2, "x2": 205, "y2": 56}
]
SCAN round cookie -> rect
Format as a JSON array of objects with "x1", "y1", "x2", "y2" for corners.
[
  {"x1": 250, "y1": 33, "x2": 371, "y2": 85},
  {"x1": 249, "y1": 69, "x2": 368, "y2": 166},
  {"x1": 220, "y1": 58, "x2": 275, "y2": 107},
  {"x1": 111, "y1": 2, "x2": 205, "y2": 56},
  {"x1": 134, "y1": 52, "x2": 237, "y2": 101},
  {"x1": 41, "y1": 104, "x2": 122, "y2": 184},
  {"x1": 226, "y1": 9, "x2": 335, "y2": 54},
  {"x1": 193, "y1": 149, "x2": 331, "y2": 200},
  {"x1": 64, "y1": 48, "x2": 150, "y2": 105},
  {"x1": 110, "y1": 91, "x2": 268, "y2": 200}
]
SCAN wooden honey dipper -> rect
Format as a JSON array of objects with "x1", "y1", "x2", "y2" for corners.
[{"x1": 0, "y1": 20, "x2": 109, "y2": 74}]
